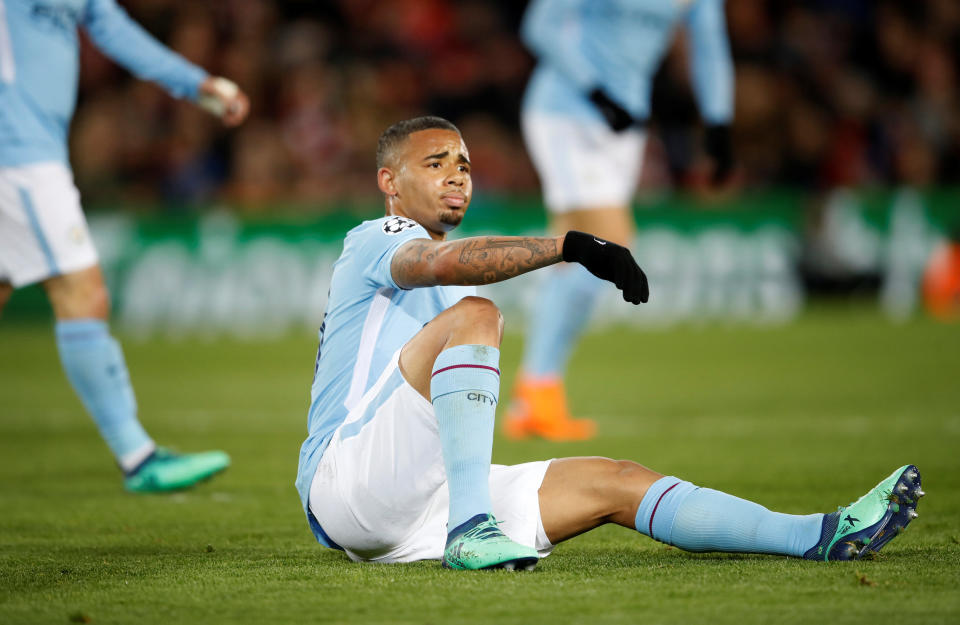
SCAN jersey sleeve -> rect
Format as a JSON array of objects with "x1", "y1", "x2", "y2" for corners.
[
  {"x1": 686, "y1": 0, "x2": 734, "y2": 125},
  {"x1": 355, "y1": 217, "x2": 432, "y2": 290},
  {"x1": 81, "y1": 0, "x2": 207, "y2": 100},
  {"x1": 520, "y1": 0, "x2": 595, "y2": 92}
]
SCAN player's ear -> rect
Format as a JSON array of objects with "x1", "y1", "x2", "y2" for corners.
[{"x1": 377, "y1": 167, "x2": 398, "y2": 196}]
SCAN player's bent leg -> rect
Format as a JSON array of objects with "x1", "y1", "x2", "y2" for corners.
[
  {"x1": 400, "y1": 297, "x2": 538, "y2": 570},
  {"x1": 45, "y1": 265, "x2": 229, "y2": 491},
  {"x1": 399, "y1": 295, "x2": 504, "y2": 400}
]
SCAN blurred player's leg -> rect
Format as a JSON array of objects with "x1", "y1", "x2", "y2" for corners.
[
  {"x1": 46, "y1": 266, "x2": 155, "y2": 470},
  {"x1": 508, "y1": 114, "x2": 643, "y2": 440},
  {"x1": 46, "y1": 266, "x2": 230, "y2": 492},
  {"x1": 1, "y1": 162, "x2": 228, "y2": 492},
  {"x1": 400, "y1": 297, "x2": 538, "y2": 570},
  {"x1": 538, "y1": 458, "x2": 921, "y2": 561}
]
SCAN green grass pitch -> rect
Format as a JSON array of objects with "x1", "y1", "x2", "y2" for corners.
[{"x1": 1, "y1": 309, "x2": 959, "y2": 624}]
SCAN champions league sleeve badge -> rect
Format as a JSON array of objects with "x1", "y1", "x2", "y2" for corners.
[{"x1": 382, "y1": 216, "x2": 419, "y2": 235}]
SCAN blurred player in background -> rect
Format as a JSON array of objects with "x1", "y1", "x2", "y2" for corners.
[
  {"x1": 923, "y1": 226, "x2": 960, "y2": 322},
  {"x1": 508, "y1": 0, "x2": 735, "y2": 440},
  {"x1": 0, "y1": 0, "x2": 249, "y2": 491},
  {"x1": 298, "y1": 116, "x2": 921, "y2": 570}
]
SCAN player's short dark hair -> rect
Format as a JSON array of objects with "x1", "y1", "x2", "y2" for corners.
[{"x1": 376, "y1": 116, "x2": 460, "y2": 168}]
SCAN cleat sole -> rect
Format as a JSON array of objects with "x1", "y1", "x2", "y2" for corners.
[
  {"x1": 486, "y1": 557, "x2": 538, "y2": 571},
  {"x1": 852, "y1": 465, "x2": 922, "y2": 560},
  {"x1": 811, "y1": 465, "x2": 924, "y2": 561}
]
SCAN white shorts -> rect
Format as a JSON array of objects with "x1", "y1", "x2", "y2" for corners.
[
  {"x1": 309, "y1": 353, "x2": 554, "y2": 563},
  {"x1": 522, "y1": 111, "x2": 646, "y2": 214},
  {"x1": 0, "y1": 162, "x2": 98, "y2": 287}
]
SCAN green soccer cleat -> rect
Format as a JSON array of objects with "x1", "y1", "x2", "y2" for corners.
[
  {"x1": 441, "y1": 513, "x2": 539, "y2": 571},
  {"x1": 804, "y1": 464, "x2": 923, "y2": 561},
  {"x1": 124, "y1": 448, "x2": 230, "y2": 493}
]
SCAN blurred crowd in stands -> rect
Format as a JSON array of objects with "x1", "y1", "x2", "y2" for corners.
[{"x1": 72, "y1": 0, "x2": 960, "y2": 209}]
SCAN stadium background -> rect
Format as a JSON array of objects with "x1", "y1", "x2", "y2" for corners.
[
  {"x1": 5, "y1": 0, "x2": 960, "y2": 331},
  {"x1": 2, "y1": 2, "x2": 959, "y2": 624}
]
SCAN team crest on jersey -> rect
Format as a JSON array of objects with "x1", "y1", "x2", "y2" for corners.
[{"x1": 382, "y1": 216, "x2": 419, "y2": 235}]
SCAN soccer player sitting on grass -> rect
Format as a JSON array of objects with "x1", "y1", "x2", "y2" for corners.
[{"x1": 295, "y1": 116, "x2": 923, "y2": 570}]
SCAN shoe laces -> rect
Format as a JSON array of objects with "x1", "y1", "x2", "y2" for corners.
[
  {"x1": 151, "y1": 448, "x2": 182, "y2": 462},
  {"x1": 462, "y1": 518, "x2": 506, "y2": 541}
]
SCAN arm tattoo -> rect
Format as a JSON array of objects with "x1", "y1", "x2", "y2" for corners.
[
  {"x1": 454, "y1": 237, "x2": 561, "y2": 284},
  {"x1": 392, "y1": 236, "x2": 563, "y2": 288}
]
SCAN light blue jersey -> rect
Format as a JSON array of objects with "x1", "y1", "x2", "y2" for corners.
[
  {"x1": 296, "y1": 216, "x2": 475, "y2": 546},
  {"x1": 521, "y1": 0, "x2": 733, "y2": 125},
  {"x1": 0, "y1": 0, "x2": 206, "y2": 167}
]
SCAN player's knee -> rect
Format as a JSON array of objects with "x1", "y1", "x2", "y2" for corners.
[
  {"x1": 612, "y1": 459, "x2": 647, "y2": 482},
  {"x1": 452, "y1": 296, "x2": 504, "y2": 337},
  {"x1": 606, "y1": 459, "x2": 659, "y2": 514},
  {"x1": 85, "y1": 283, "x2": 111, "y2": 319},
  {"x1": 71, "y1": 280, "x2": 110, "y2": 319},
  {"x1": 47, "y1": 273, "x2": 111, "y2": 320},
  {"x1": 573, "y1": 457, "x2": 650, "y2": 522}
]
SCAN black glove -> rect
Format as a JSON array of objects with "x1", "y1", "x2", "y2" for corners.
[
  {"x1": 704, "y1": 124, "x2": 733, "y2": 185},
  {"x1": 589, "y1": 88, "x2": 635, "y2": 133},
  {"x1": 562, "y1": 231, "x2": 649, "y2": 304}
]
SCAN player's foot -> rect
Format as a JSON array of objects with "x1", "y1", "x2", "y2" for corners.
[
  {"x1": 503, "y1": 376, "x2": 595, "y2": 441},
  {"x1": 124, "y1": 447, "x2": 230, "y2": 493},
  {"x1": 803, "y1": 464, "x2": 923, "y2": 561},
  {"x1": 441, "y1": 513, "x2": 539, "y2": 571}
]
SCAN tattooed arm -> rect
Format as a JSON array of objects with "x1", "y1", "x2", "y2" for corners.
[{"x1": 391, "y1": 235, "x2": 566, "y2": 289}]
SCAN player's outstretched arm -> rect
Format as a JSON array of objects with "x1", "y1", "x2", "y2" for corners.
[
  {"x1": 83, "y1": 0, "x2": 249, "y2": 126},
  {"x1": 392, "y1": 235, "x2": 563, "y2": 288},
  {"x1": 391, "y1": 231, "x2": 649, "y2": 304}
]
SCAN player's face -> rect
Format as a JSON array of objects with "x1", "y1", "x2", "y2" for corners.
[{"x1": 387, "y1": 129, "x2": 472, "y2": 238}]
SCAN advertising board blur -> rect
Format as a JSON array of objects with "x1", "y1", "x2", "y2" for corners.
[{"x1": 5, "y1": 190, "x2": 954, "y2": 336}]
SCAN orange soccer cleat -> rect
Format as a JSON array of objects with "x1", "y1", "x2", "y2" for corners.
[
  {"x1": 503, "y1": 376, "x2": 596, "y2": 441},
  {"x1": 923, "y1": 240, "x2": 960, "y2": 322}
]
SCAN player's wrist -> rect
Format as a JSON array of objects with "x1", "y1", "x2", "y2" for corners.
[{"x1": 561, "y1": 230, "x2": 592, "y2": 263}]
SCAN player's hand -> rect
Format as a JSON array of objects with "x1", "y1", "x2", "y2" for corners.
[
  {"x1": 562, "y1": 231, "x2": 649, "y2": 304},
  {"x1": 197, "y1": 77, "x2": 250, "y2": 127},
  {"x1": 704, "y1": 124, "x2": 733, "y2": 186},
  {"x1": 588, "y1": 89, "x2": 635, "y2": 133}
]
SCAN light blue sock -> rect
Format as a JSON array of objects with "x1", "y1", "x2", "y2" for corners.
[
  {"x1": 430, "y1": 344, "x2": 500, "y2": 531},
  {"x1": 56, "y1": 319, "x2": 154, "y2": 472},
  {"x1": 522, "y1": 263, "x2": 603, "y2": 378},
  {"x1": 634, "y1": 476, "x2": 824, "y2": 557}
]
